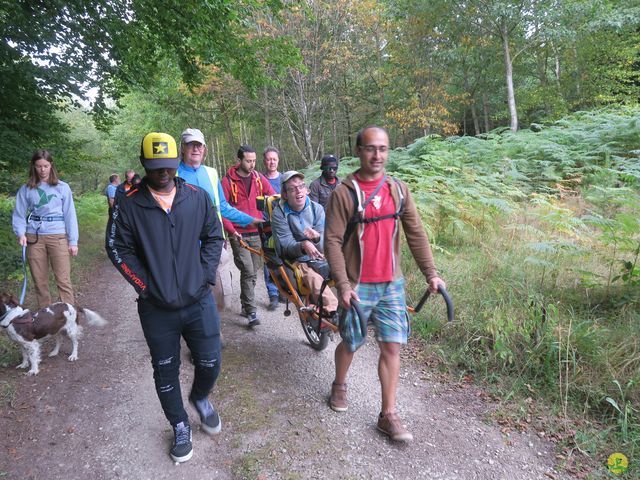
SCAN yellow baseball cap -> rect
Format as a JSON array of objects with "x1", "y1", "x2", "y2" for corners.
[{"x1": 139, "y1": 132, "x2": 180, "y2": 170}]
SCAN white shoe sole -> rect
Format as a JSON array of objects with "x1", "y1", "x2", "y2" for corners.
[
  {"x1": 201, "y1": 417, "x2": 222, "y2": 436},
  {"x1": 329, "y1": 402, "x2": 348, "y2": 412},
  {"x1": 170, "y1": 449, "x2": 193, "y2": 462},
  {"x1": 376, "y1": 425, "x2": 413, "y2": 442}
]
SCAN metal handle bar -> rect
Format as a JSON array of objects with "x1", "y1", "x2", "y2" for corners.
[{"x1": 413, "y1": 285, "x2": 454, "y2": 322}]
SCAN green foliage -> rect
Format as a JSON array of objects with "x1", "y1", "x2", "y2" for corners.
[
  {"x1": 0, "y1": 0, "x2": 300, "y2": 183},
  {"x1": 392, "y1": 107, "x2": 640, "y2": 470},
  {"x1": 605, "y1": 380, "x2": 639, "y2": 446},
  {"x1": 0, "y1": 196, "x2": 20, "y2": 284}
]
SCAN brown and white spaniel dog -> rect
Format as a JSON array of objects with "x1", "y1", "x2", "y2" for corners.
[{"x1": 0, "y1": 294, "x2": 107, "y2": 375}]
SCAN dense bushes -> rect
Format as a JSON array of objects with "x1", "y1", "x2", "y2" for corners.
[{"x1": 383, "y1": 107, "x2": 640, "y2": 470}]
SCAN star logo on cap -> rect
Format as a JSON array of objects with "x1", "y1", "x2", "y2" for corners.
[{"x1": 153, "y1": 142, "x2": 168, "y2": 154}]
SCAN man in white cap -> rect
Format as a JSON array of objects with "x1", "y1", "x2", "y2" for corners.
[
  {"x1": 177, "y1": 128, "x2": 262, "y2": 310},
  {"x1": 106, "y1": 132, "x2": 224, "y2": 463}
]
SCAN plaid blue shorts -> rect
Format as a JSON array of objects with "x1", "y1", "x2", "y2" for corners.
[{"x1": 339, "y1": 278, "x2": 409, "y2": 352}]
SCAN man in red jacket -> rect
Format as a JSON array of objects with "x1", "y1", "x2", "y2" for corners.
[{"x1": 221, "y1": 145, "x2": 276, "y2": 326}]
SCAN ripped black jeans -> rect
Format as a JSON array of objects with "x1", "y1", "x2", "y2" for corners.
[{"x1": 138, "y1": 293, "x2": 221, "y2": 426}]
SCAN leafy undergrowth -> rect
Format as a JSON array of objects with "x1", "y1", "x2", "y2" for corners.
[{"x1": 389, "y1": 107, "x2": 639, "y2": 478}]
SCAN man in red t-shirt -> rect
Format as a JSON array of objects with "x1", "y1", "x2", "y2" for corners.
[{"x1": 324, "y1": 126, "x2": 446, "y2": 443}]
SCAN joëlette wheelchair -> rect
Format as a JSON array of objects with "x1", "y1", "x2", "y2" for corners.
[{"x1": 238, "y1": 194, "x2": 454, "y2": 352}]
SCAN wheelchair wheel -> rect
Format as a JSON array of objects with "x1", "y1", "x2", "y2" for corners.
[
  {"x1": 300, "y1": 315, "x2": 330, "y2": 351},
  {"x1": 299, "y1": 298, "x2": 330, "y2": 351}
]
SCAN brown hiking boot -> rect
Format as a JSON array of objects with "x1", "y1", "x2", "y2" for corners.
[
  {"x1": 377, "y1": 412, "x2": 413, "y2": 442},
  {"x1": 329, "y1": 382, "x2": 348, "y2": 412}
]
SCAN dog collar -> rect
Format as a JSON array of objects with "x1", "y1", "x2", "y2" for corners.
[
  {"x1": 8, "y1": 315, "x2": 34, "y2": 325},
  {"x1": 0, "y1": 309, "x2": 33, "y2": 327}
]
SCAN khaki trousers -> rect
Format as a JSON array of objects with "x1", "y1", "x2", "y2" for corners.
[
  {"x1": 26, "y1": 233, "x2": 75, "y2": 308},
  {"x1": 298, "y1": 262, "x2": 339, "y2": 312},
  {"x1": 211, "y1": 243, "x2": 234, "y2": 311},
  {"x1": 229, "y1": 235, "x2": 263, "y2": 315}
]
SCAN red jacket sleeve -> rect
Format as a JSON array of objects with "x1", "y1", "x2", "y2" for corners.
[{"x1": 222, "y1": 217, "x2": 237, "y2": 236}]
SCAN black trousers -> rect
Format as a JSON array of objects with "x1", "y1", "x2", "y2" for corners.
[{"x1": 138, "y1": 293, "x2": 221, "y2": 426}]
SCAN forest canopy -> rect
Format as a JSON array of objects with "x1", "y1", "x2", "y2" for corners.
[{"x1": 0, "y1": 0, "x2": 638, "y2": 189}]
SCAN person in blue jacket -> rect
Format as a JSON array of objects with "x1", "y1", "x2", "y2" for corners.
[
  {"x1": 106, "y1": 132, "x2": 224, "y2": 463},
  {"x1": 177, "y1": 128, "x2": 262, "y2": 310}
]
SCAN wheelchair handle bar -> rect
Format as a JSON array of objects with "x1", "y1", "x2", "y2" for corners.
[{"x1": 413, "y1": 285, "x2": 454, "y2": 322}]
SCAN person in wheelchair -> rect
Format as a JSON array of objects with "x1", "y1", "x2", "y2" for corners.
[{"x1": 270, "y1": 171, "x2": 339, "y2": 316}]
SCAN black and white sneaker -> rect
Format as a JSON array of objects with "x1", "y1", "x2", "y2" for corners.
[
  {"x1": 189, "y1": 395, "x2": 222, "y2": 435},
  {"x1": 247, "y1": 312, "x2": 261, "y2": 327},
  {"x1": 170, "y1": 421, "x2": 193, "y2": 463}
]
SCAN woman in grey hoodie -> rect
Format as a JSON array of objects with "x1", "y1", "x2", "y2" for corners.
[{"x1": 12, "y1": 150, "x2": 79, "y2": 308}]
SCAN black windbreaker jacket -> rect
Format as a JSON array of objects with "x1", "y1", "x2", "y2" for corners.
[{"x1": 106, "y1": 177, "x2": 224, "y2": 310}]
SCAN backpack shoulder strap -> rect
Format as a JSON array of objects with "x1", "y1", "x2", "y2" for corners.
[
  {"x1": 253, "y1": 171, "x2": 264, "y2": 196},
  {"x1": 343, "y1": 182, "x2": 363, "y2": 244},
  {"x1": 344, "y1": 176, "x2": 405, "y2": 242},
  {"x1": 203, "y1": 166, "x2": 220, "y2": 206},
  {"x1": 225, "y1": 172, "x2": 238, "y2": 204},
  {"x1": 390, "y1": 176, "x2": 405, "y2": 216}
]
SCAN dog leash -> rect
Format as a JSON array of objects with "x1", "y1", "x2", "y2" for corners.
[{"x1": 19, "y1": 245, "x2": 28, "y2": 305}]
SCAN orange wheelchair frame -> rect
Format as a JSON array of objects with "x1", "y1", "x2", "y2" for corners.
[
  {"x1": 238, "y1": 237, "x2": 337, "y2": 350},
  {"x1": 238, "y1": 195, "x2": 455, "y2": 352}
]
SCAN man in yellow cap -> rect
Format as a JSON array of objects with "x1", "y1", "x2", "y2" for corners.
[{"x1": 106, "y1": 132, "x2": 225, "y2": 463}]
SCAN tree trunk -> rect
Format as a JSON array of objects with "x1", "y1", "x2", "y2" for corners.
[
  {"x1": 471, "y1": 102, "x2": 480, "y2": 135},
  {"x1": 297, "y1": 76, "x2": 314, "y2": 164},
  {"x1": 463, "y1": 69, "x2": 480, "y2": 135},
  {"x1": 343, "y1": 75, "x2": 353, "y2": 155},
  {"x1": 462, "y1": 109, "x2": 467, "y2": 135},
  {"x1": 215, "y1": 137, "x2": 223, "y2": 173},
  {"x1": 332, "y1": 110, "x2": 338, "y2": 158},
  {"x1": 501, "y1": 20, "x2": 518, "y2": 132},
  {"x1": 553, "y1": 43, "x2": 561, "y2": 88},
  {"x1": 220, "y1": 101, "x2": 235, "y2": 163},
  {"x1": 374, "y1": 32, "x2": 384, "y2": 123},
  {"x1": 482, "y1": 92, "x2": 491, "y2": 132},
  {"x1": 263, "y1": 86, "x2": 272, "y2": 146}
]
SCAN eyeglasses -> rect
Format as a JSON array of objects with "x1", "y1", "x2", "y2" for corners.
[
  {"x1": 360, "y1": 145, "x2": 388, "y2": 154},
  {"x1": 186, "y1": 142, "x2": 205, "y2": 150},
  {"x1": 286, "y1": 183, "x2": 307, "y2": 193}
]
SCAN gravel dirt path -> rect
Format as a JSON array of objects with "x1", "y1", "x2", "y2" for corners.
[{"x1": 0, "y1": 258, "x2": 568, "y2": 479}]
